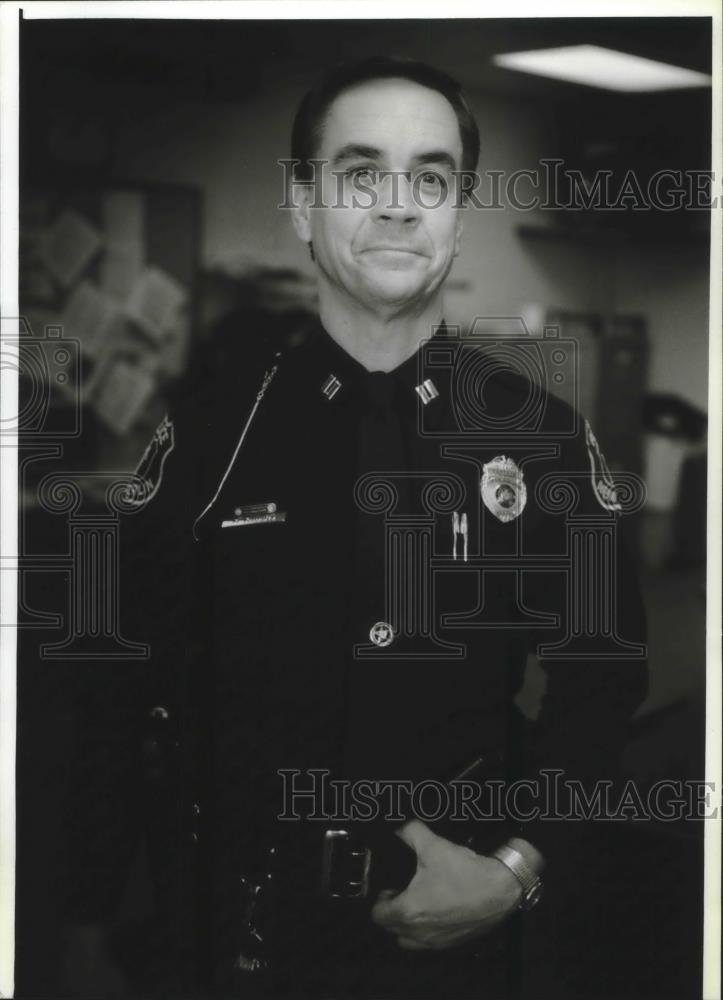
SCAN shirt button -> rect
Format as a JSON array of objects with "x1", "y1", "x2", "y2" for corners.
[{"x1": 369, "y1": 621, "x2": 394, "y2": 647}]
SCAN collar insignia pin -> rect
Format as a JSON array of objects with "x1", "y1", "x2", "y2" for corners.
[
  {"x1": 415, "y1": 379, "x2": 439, "y2": 405},
  {"x1": 321, "y1": 374, "x2": 342, "y2": 401},
  {"x1": 481, "y1": 456, "x2": 527, "y2": 523}
]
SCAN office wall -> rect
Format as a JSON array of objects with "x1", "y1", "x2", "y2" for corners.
[
  {"x1": 610, "y1": 243, "x2": 710, "y2": 411},
  {"x1": 112, "y1": 82, "x2": 709, "y2": 407}
]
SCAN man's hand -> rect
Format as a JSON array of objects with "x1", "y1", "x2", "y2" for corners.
[{"x1": 371, "y1": 820, "x2": 524, "y2": 951}]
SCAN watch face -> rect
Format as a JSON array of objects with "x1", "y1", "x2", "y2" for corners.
[{"x1": 521, "y1": 881, "x2": 544, "y2": 911}]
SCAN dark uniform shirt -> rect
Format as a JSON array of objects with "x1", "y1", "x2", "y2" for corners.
[{"x1": 66, "y1": 317, "x2": 648, "y2": 998}]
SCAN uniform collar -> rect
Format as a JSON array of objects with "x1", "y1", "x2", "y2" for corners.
[{"x1": 301, "y1": 318, "x2": 447, "y2": 427}]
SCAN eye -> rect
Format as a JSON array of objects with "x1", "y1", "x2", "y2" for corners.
[
  {"x1": 418, "y1": 171, "x2": 445, "y2": 190},
  {"x1": 348, "y1": 165, "x2": 377, "y2": 184}
]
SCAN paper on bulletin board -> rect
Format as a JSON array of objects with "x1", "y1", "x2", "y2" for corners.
[
  {"x1": 125, "y1": 266, "x2": 188, "y2": 342},
  {"x1": 100, "y1": 243, "x2": 145, "y2": 301},
  {"x1": 41, "y1": 209, "x2": 103, "y2": 287},
  {"x1": 60, "y1": 280, "x2": 123, "y2": 361},
  {"x1": 92, "y1": 358, "x2": 156, "y2": 436}
]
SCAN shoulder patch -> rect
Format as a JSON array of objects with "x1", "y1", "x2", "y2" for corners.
[
  {"x1": 126, "y1": 414, "x2": 175, "y2": 508},
  {"x1": 584, "y1": 419, "x2": 621, "y2": 512}
]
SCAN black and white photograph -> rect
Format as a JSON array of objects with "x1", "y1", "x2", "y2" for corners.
[{"x1": 0, "y1": 3, "x2": 720, "y2": 999}]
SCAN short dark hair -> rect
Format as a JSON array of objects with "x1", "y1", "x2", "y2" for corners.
[{"x1": 291, "y1": 55, "x2": 480, "y2": 181}]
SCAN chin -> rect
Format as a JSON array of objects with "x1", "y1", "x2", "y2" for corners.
[{"x1": 359, "y1": 275, "x2": 430, "y2": 308}]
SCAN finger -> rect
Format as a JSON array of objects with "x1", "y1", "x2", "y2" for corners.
[
  {"x1": 372, "y1": 888, "x2": 416, "y2": 927},
  {"x1": 371, "y1": 890, "x2": 410, "y2": 929}
]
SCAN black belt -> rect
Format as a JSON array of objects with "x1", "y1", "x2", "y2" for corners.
[
  {"x1": 320, "y1": 825, "x2": 417, "y2": 900},
  {"x1": 277, "y1": 752, "x2": 507, "y2": 901},
  {"x1": 225, "y1": 819, "x2": 508, "y2": 990},
  {"x1": 228, "y1": 753, "x2": 508, "y2": 974},
  {"x1": 224, "y1": 825, "x2": 414, "y2": 982}
]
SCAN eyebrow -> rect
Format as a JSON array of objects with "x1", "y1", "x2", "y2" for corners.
[
  {"x1": 330, "y1": 144, "x2": 458, "y2": 171},
  {"x1": 331, "y1": 144, "x2": 384, "y2": 166},
  {"x1": 413, "y1": 151, "x2": 457, "y2": 172}
]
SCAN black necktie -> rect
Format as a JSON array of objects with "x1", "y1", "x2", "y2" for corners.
[{"x1": 354, "y1": 372, "x2": 410, "y2": 607}]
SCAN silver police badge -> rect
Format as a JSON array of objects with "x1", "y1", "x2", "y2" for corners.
[{"x1": 481, "y1": 456, "x2": 527, "y2": 523}]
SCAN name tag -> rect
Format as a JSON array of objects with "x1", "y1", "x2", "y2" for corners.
[{"x1": 221, "y1": 502, "x2": 286, "y2": 528}]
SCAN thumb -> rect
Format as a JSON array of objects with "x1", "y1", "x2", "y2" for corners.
[{"x1": 394, "y1": 818, "x2": 437, "y2": 859}]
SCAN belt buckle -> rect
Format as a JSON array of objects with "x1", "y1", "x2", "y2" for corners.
[{"x1": 321, "y1": 829, "x2": 371, "y2": 900}]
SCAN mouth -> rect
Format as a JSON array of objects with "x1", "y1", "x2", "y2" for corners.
[{"x1": 359, "y1": 247, "x2": 428, "y2": 257}]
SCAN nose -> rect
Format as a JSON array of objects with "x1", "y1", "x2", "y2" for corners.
[{"x1": 373, "y1": 170, "x2": 420, "y2": 226}]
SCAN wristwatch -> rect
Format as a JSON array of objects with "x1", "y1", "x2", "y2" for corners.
[{"x1": 490, "y1": 843, "x2": 544, "y2": 911}]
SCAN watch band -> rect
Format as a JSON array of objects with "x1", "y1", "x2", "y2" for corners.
[{"x1": 490, "y1": 844, "x2": 543, "y2": 910}]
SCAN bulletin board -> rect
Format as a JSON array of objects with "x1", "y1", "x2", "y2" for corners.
[{"x1": 19, "y1": 182, "x2": 201, "y2": 469}]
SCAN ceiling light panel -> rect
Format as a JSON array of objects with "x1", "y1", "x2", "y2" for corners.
[{"x1": 492, "y1": 45, "x2": 712, "y2": 92}]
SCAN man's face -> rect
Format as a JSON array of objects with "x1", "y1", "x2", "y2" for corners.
[{"x1": 294, "y1": 78, "x2": 465, "y2": 313}]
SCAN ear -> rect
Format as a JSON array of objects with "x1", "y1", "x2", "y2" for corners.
[
  {"x1": 453, "y1": 207, "x2": 464, "y2": 258},
  {"x1": 290, "y1": 180, "x2": 314, "y2": 245}
]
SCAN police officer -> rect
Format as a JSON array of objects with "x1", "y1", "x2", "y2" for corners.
[{"x1": 64, "y1": 57, "x2": 647, "y2": 1000}]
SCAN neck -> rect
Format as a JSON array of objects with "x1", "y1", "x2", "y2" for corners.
[{"x1": 318, "y1": 286, "x2": 445, "y2": 373}]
